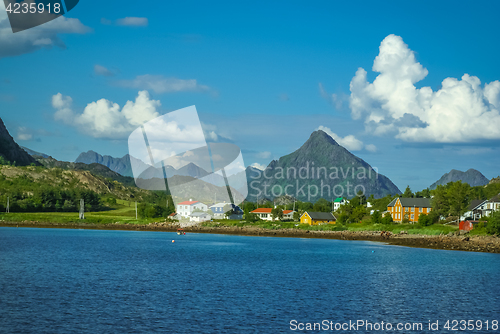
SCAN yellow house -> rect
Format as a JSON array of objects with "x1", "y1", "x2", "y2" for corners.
[
  {"x1": 387, "y1": 197, "x2": 432, "y2": 223},
  {"x1": 300, "y1": 211, "x2": 336, "y2": 225}
]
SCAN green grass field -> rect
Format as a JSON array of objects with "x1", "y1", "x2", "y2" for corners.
[{"x1": 0, "y1": 200, "x2": 160, "y2": 225}]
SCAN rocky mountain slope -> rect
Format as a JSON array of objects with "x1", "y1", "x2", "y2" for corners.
[{"x1": 0, "y1": 118, "x2": 40, "y2": 166}]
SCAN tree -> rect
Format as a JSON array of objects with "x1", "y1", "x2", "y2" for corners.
[
  {"x1": 431, "y1": 184, "x2": 450, "y2": 218},
  {"x1": 371, "y1": 210, "x2": 382, "y2": 224},
  {"x1": 293, "y1": 211, "x2": 300, "y2": 221},
  {"x1": 447, "y1": 181, "x2": 470, "y2": 217},
  {"x1": 313, "y1": 198, "x2": 330, "y2": 212},
  {"x1": 271, "y1": 207, "x2": 283, "y2": 221},
  {"x1": 337, "y1": 213, "x2": 348, "y2": 225},
  {"x1": 382, "y1": 212, "x2": 393, "y2": 225},
  {"x1": 418, "y1": 213, "x2": 432, "y2": 226},
  {"x1": 428, "y1": 209, "x2": 440, "y2": 224},
  {"x1": 357, "y1": 190, "x2": 367, "y2": 206},
  {"x1": 403, "y1": 185, "x2": 414, "y2": 198},
  {"x1": 486, "y1": 210, "x2": 500, "y2": 235}
]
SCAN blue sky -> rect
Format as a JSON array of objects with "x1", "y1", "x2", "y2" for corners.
[{"x1": 1, "y1": 0, "x2": 500, "y2": 192}]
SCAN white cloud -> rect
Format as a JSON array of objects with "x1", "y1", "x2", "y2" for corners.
[
  {"x1": 349, "y1": 34, "x2": 500, "y2": 143},
  {"x1": 115, "y1": 74, "x2": 210, "y2": 94},
  {"x1": 0, "y1": 2, "x2": 90, "y2": 58},
  {"x1": 250, "y1": 163, "x2": 266, "y2": 170},
  {"x1": 94, "y1": 64, "x2": 115, "y2": 77},
  {"x1": 16, "y1": 127, "x2": 32, "y2": 141},
  {"x1": 256, "y1": 151, "x2": 271, "y2": 159},
  {"x1": 317, "y1": 126, "x2": 365, "y2": 151},
  {"x1": 116, "y1": 17, "x2": 148, "y2": 27},
  {"x1": 365, "y1": 144, "x2": 377, "y2": 152},
  {"x1": 52, "y1": 90, "x2": 160, "y2": 139}
]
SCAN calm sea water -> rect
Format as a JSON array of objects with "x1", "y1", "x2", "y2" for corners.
[{"x1": 0, "y1": 227, "x2": 499, "y2": 333}]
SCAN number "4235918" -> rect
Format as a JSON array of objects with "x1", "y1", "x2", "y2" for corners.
[
  {"x1": 5, "y1": 2, "x2": 62, "y2": 14},
  {"x1": 444, "y1": 320, "x2": 498, "y2": 331}
]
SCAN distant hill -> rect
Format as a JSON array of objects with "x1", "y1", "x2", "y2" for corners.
[
  {"x1": 430, "y1": 169, "x2": 489, "y2": 189},
  {"x1": 75, "y1": 151, "x2": 146, "y2": 177},
  {"x1": 36, "y1": 156, "x2": 137, "y2": 187},
  {"x1": 21, "y1": 146, "x2": 50, "y2": 158},
  {"x1": 76, "y1": 150, "x2": 211, "y2": 179},
  {"x1": 245, "y1": 130, "x2": 400, "y2": 201},
  {"x1": 0, "y1": 118, "x2": 40, "y2": 166}
]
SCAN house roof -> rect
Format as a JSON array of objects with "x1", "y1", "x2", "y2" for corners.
[
  {"x1": 191, "y1": 212, "x2": 209, "y2": 217},
  {"x1": 468, "y1": 199, "x2": 487, "y2": 211},
  {"x1": 251, "y1": 208, "x2": 272, "y2": 214},
  {"x1": 334, "y1": 197, "x2": 344, "y2": 203},
  {"x1": 283, "y1": 210, "x2": 294, "y2": 214},
  {"x1": 303, "y1": 211, "x2": 336, "y2": 220},
  {"x1": 489, "y1": 193, "x2": 500, "y2": 203},
  {"x1": 209, "y1": 202, "x2": 230, "y2": 208},
  {"x1": 387, "y1": 197, "x2": 431, "y2": 208},
  {"x1": 178, "y1": 200, "x2": 199, "y2": 205},
  {"x1": 168, "y1": 212, "x2": 177, "y2": 217}
]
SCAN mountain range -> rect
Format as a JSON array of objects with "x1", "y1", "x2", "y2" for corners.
[
  {"x1": 429, "y1": 169, "x2": 490, "y2": 189},
  {"x1": 75, "y1": 150, "x2": 211, "y2": 179}
]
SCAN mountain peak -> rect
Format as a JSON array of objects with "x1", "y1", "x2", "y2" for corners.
[
  {"x1": 308, "y1": 130, "x2": 339, "y2": 146},
  {"x1": 430, "y1": 168, "x2": 489, "y2": 189},
  {"x1": 0, "y1": 118, "x2": 40, "y2": 166}
]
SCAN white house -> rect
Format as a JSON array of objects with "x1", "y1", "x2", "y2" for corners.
[
  {"x1": 250, "y1": 208, "x2": 273, "y2": 221},
  {"x1": 462, "y1": 194, "x2": 500, "y2": 220},
  {"x1": 190, "y1": 212, "x2": 212, "y2": 223},
  {"x1": 282, "y1": 210, "x2": 295, "y2": 220},
  {"x1": 333, "y1": 197, "x2": 349, "y2": 211},
  {"x1": 176, "y1": 199, "x2": 208, "y2": 218}
]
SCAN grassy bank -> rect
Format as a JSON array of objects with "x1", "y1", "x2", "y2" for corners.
[{"x1": 0, "y1": 199, "x2": 461, "y2": 236}]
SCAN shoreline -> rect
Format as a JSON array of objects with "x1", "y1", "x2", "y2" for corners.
[{"x1": 1, "y1": 220, "x2": 499, "y2": 253}]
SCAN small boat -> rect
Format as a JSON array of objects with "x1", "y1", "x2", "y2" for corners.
[{"x1": 177, "y1": 228, "x2": 185, "y2": 235}]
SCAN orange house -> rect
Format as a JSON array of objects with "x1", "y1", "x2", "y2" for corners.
[{"x1": 387, "y1": 198, "x2": 432, "y2": 223}]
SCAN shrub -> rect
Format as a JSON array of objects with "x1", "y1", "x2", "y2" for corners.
[
  {"x1": 418, "y1": 213, "x2": 432, "y2": 227},
  {"x1": 486, "y1": 211, "x2": 500, "y2": 235}
]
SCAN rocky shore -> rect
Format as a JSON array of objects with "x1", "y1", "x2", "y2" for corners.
[{"x1": 2, "y1": 220, "x2": 500, "y2": 253}]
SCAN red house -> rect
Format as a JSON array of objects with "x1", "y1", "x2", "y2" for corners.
[{"x1": 459, "y1": 220, "x2": 481, "y2": 231}]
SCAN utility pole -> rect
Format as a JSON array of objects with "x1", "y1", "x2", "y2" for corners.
[
  {"x1": 6, "y1": 197, "x2": 9, "y2": 213},
  {"x1": 135, "y1": 201, "x2": 138, "y2": 219},
  {"x1": 79, "y1": 199, "x2": 84, "y2": 219}
]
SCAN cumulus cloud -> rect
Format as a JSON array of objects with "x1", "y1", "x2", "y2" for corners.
[
  {"x1": 349, "y1": 34, "x2": 500, "y2": 143},
  {"x1": 116, "y1": 17, "x2": 148, "y2": 27},
  {"x1": 250, "y1": 163, "x2": 266, "y2": 170},
  {"x1": 0, "y1": 2, "x2": 90, "y2": 58},
  {"x1": 317, "y1": 125, "x2": 369, "y2": 151},
  {"x1": 115, "y1": 74, "x2": 210, "y2": 94},
  {"x1": 52, "y1": 91, "x2": 160, "y2": 139},
  {"x1": 94, "y1": 64, "x2": 115, "y2": 77}
]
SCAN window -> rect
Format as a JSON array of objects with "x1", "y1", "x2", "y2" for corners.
[
  {"x1": 405, "y1": 207, "x2": 409, "y2": 212},
  {"x1": 411, "y1": 214, "x2": 414, "y2": 220},
  {"x1": 419, "y1": 207, "x2": 423, "y2": 213},
  {"x1": 411, "y1": 207, "x2": 414, "y2": 212}
]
